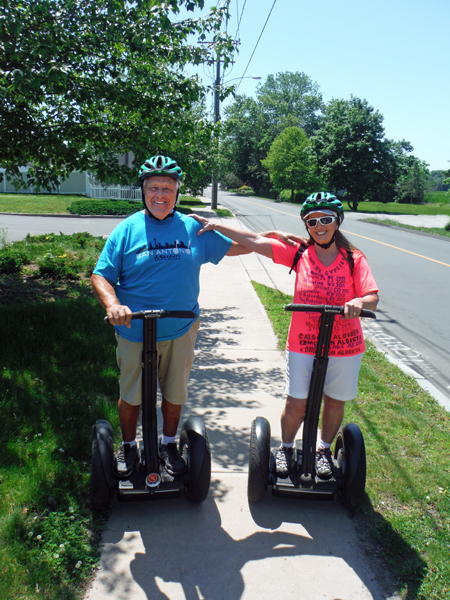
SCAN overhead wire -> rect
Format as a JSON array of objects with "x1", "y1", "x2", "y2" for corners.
[
  {"x1": 223, "y1": 0, "x2": 247, "y2": 82},
  {"x1": 235, "y1": 0, "x2": 248, "y2": 41},
  {"x1": 236, "y1": 0, "x2": 277, "y2": 91}
]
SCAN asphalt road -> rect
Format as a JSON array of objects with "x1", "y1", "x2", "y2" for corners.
[
  {"x1": 0, "y1": 213, "x2": 124, "y2": 242},
  {"x1": 209, "y1": 190, "x2": 450, "y2": 404}
]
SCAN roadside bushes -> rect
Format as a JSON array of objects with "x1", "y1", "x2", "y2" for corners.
[
  {"x1": 68, "y1": 199, "x2": 194, "y2": 216},
  {"x1": 0, "y1": 248, "x2": 30, "y2": 274},
  {"x1": 38, "y1": 254, "x2": 81, "y2": 279},
  {"x1": 277, "y1": 189, "x2": 307, "y2": 204},
  {"x1": 69, "y1": 199, "x2": 141, "y2": 216},
  {"x1": 0, "y1": 232, "x2": 106, "y2": 278}
]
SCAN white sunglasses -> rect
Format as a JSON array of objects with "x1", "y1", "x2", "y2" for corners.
[{"x1": 306, "y1": 215, "x2": 338, "y2": 227}]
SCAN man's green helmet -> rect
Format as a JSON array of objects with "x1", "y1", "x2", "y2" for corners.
[
  {"x1": 138, "y1": 155, "x2": 183, "y2": 184},
  {"x1": 301, "y1": 192, "x2": 344, "y2": 224}
]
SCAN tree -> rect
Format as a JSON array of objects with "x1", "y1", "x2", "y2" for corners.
[
  {"x1": 0, "y1": 0, "x2": 236, "y2": 190},
  {"x1": 442, "y1": 163, "x2": 450, "y2": 187},
  {"x1": 256, "y1": 72, "x2": 324, "y2": 137},
  {"x1": 311, "y1": 97, "x2": 412, "y2": 210},
  {"x1": 220, "y1": 72, "x2": 323, "y2": 196},
  {"x1": 396, "y1": 156, "x2": 430, "y2": 204},
  {"x1": 428, "y1": 170, "x2": 450, "y2": 192},
  {"x1": 262, "y1": 127, "x2": 321, "y2": 202},
  {"x1": 220, "y1": 95, "x2": 272, "y2": 194}
]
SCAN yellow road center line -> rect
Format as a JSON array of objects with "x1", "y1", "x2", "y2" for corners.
[
  {"x1": 228, "y1": 196, "x2": 450, "y2": 268},
  {"x1": 341, "y1": 229, "x2": 450, "y2": 268}
]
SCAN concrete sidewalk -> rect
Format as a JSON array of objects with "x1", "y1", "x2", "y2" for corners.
[{"x1": 84, "y1": 217, "x2": 398, "y2": 600}]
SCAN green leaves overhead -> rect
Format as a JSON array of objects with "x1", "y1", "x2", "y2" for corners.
[{"x1": 1, "y1": 0, "x2": 236, "y2": 190}]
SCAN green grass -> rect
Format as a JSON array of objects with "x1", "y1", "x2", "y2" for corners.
[
  {"x1": 367, "y1": 218, "x2": 450, "y2": 239},
  {"x1": 214, "y1": 208, "x2": 234, "y2": 218},
  {"x1": 0, "y1": 194, "x2": 80, "y2": 214},
  {"x1": 0, "y1": 193, "x2": 205, "y2": 215},
  {"x1": 0, "y1": 233, "x2": 119, "y2": 599},
  {"x1": 346, "y1": 200, "x2": 450, "y2": 217},
  {"x1": 424, "y1": 191, "x2": 450, "y2": 204},
  {"x1": 252, "y1": 281, "x2": 450, "y2": 600}
]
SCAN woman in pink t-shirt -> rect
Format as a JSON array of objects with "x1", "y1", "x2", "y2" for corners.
[{"x1": 193, "y1": 192, "x2": 378, "y2": 480}]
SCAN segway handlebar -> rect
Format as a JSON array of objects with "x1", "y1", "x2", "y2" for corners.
[
  {"x1": 104, "y1": 310, "x2": 198, "y2": 324},
  {"x1": 284, "y1": 303, "x2": 376, "y2": 320}
]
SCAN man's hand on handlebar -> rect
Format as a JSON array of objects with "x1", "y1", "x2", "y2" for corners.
[{"x1": 105, "y1": 304, "x2": 133, "y2": 328}]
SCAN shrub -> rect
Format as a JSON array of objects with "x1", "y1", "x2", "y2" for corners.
[
  {"x1": 277, "y1": 189, "x2": 307, "y2": 204},
  {"x1": 221, "y1": 173, "x2": 243, "y2": 191},
  {"x1": 38, "y1": 255, "x2": 80, "y2": 280},
  {"x1": 0, "y1": 248, "x2": 30, "y2": 274},
  {"x1": 69, "y1": 199, "x2": 196, "y2": 216},
  {"x1": 237, "y1": 185, "x2": 253, "y2": 196},
  {"x1": 69, "y1": 200, "x2": 141, "y2": 216}
]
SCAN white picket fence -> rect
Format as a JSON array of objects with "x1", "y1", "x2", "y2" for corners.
[{"x1": 87, "y1": 181, "x2": 141, "y2": 201}]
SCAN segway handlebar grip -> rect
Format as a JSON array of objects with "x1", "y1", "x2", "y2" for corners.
[
  {"x1": 104, "y1": 310, "x2": 198, "y2": 323},
  {"x1": 284, "y1": 304, "x2": 376, "y2": 319}
]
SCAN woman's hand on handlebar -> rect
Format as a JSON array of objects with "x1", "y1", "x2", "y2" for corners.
[
  {"x1": 343, "y1": 299, "x2": 364, "y2": 320},
  {"x1": 344, "y1": 293, "x2": 379, "y2": 320},
  {"x1": 105, "y1": 303, "x2": 133, "y2": 328}
]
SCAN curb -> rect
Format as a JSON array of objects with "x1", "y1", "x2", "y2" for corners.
[{"x1": 363, "y1": 218, "x2": 450, "y2": 242}]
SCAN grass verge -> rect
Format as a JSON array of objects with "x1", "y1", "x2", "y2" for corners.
[
  {"x1": 0, "y1": 233, "x2": 120, "y2": 599},
  {"x1": 272, "y1": 194, "x2": 450, "y2": 217},
  {"x1": 366, "y1": 218, "x2": 450, "y2": 239},
  {"x1": 252, "y1": 281, "x2": 450, "y2": 600}
]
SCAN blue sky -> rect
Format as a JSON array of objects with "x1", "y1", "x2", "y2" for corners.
[{"x1": 183, "y1": 0, "x2": 450, "y2": 171}]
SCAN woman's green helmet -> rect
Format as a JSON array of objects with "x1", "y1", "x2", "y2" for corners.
[
  {"x1": 301, "y1": 192, "x2": 344, "y2": 224},
  {"x1": 138, "y1": 155, "x2": 183, "y2": 184}
]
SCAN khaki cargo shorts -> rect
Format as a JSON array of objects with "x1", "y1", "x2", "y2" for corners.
[{"x1": 116, "y1": 319, "x2": 199, "y2": 406}]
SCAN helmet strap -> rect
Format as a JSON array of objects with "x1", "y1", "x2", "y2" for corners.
[{"x1": 310, "y1": 229, "x2": 337, "y2": 249}]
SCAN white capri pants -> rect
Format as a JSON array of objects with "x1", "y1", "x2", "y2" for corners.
[{"x1": 285, "y1": 350, "x2": 364, "y2": 401}]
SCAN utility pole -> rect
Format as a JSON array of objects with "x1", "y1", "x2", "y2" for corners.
[{"x1": 211, "y1": 51, "x2": 221, "y2": 210}]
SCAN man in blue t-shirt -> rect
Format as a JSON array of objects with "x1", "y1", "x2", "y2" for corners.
[{"x1": 91, "y1": 155, "x2": 249, "y2": 478}]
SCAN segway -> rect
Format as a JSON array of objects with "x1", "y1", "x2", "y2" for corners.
[
  {"x1": 90, "y1": 310, "x2": 211, "y2": 511},
  {"x1": 248, "y1": 304, "x2": 376, "y2": 510}
]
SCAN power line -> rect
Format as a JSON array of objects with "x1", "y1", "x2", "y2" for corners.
[
  {"x1": 235, "y1": 0, "x2": 248, "y2": 41},
  {"x1": 236, "y1": 0, "x2": 277, "y2": 91}
]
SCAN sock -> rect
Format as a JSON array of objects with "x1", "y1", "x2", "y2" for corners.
[
  {"x1": 162, "y1": 434, "x2": 176, "y2": 445},
  {"x1": 281, "y1": 441, "x2": 295, "y2": 449},
  {"x1": 123, "y1": 439, "x2": 136, "y2": 447},
  {"x1": 318, "y1": 440, "x2": 331, "y2": 450}
]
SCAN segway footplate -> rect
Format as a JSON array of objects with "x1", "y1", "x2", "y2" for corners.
[{"x1": 269, "y1": 448, "x2": 337, "y2": 500}]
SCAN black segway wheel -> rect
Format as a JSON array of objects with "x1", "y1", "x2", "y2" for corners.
[
  {"x1": 247, "y1": 417, "x2": 271, "y2": 502},
  {"x1": 90, "y1": 419, "x2": 114, "y2": 512},
  {"x1": 334, "y1": 423, "x2": 366, "y2": 510},
  {"x1": 180, "y1": 416, "x2": 211, "y2": 504}
]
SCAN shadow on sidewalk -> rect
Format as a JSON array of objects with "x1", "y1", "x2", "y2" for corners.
[{"x1": 98, "y1": 477, "x2": 424, "y2": 600}]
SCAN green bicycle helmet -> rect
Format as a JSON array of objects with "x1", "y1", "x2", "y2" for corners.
[
  {"x1": 138, "y1": 155, "x2": 183, "y2": 184},
  {"x1": 139, "y1": 155, "x2": 183, "y2": 215},
  {"x1": 301, "y1": 192, "x2": 344, "y2": 224}
]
